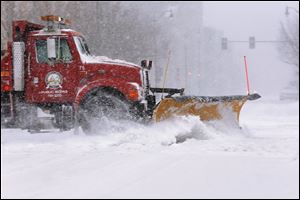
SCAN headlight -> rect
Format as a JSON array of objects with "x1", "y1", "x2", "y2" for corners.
[{"x1": 128, "y1": 82, "x2": 144, "y2": 101}]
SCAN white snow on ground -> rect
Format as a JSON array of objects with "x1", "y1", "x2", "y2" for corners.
[{"x1": 1, "y1": 99, "x2": 299, "y2": 199}]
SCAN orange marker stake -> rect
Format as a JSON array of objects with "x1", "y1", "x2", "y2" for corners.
[{"x1": 244, "y1": 56, "x2": 251, "y2": 95}]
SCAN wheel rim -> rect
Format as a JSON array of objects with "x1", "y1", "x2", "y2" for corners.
[{"x1": 79, "y1": 92, "x2": 131, "y2": 134}]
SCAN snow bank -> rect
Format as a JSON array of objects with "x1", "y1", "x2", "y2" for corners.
[{"x1": 1, "y1": 100, "x2": 299, "y2": 198}]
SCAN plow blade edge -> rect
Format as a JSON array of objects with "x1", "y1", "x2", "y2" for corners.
[{"x1": 153, "y1": 93, "x2": 261, "y2": 124}]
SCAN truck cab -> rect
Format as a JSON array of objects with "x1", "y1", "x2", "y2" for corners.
[
  {"x1": 26, "y1": 27, "x2": 146, "y2": 103},
  {"x1": 1, "y1": 16, "x2": 153, "y2": 132}
]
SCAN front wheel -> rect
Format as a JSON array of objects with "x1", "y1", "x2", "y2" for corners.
[{"x1": 78, "y1": 90, "x2": 132, "y2": 134}]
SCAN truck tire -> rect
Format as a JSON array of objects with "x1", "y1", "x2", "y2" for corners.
[
  {"x1": 78, "y1": 90, "x2": 132, "y2": 134},
  {"x1": 53, "y1": 105, "x2": 74, "y2": 131},
  {"x1": 15, "y1": 102, "x2": 41, "y2": 132}
]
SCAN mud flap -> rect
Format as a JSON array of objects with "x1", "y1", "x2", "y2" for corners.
[{"x1": 153, "y1": 93, "x2": 261, "y2": 125}]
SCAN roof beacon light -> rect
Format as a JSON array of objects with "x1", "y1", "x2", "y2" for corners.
[{"x1": 41, "y1": 15, "x2": 71, "y2": 25}]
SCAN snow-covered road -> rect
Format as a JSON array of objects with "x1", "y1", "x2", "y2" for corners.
[{"x1": 1, "y1": 99, "x2": 299, "y2": 198}]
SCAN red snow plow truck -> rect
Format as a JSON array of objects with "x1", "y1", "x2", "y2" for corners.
[{"x1": 1, "y1": 15, "x2": 260, "y2": 133}]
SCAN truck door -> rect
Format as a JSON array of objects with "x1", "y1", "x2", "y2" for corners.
[{"x1": 25, "y1": 36, "x2": 78, "y2": 103}]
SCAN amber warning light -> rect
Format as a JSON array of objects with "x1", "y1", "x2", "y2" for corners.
[
  {"x1": 41, "y1": 15, "x2": 71, "y2": 25},
  {"x1": 1, "y1": 71, "x2": 10, "y2": 77}
]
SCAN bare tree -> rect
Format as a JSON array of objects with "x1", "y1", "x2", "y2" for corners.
[
  {"x1": 1, "y1": 1, "x2": 14, "y2": 49},
  {"x1": 278, "y1": 9, "x2": 299, "y2": 100},
  {"x1": 0, "y1": 1, "x2": 158, "y2": 64},
  {"x1": 278, "y1": 15, "x2": 299, "y2": 68}
]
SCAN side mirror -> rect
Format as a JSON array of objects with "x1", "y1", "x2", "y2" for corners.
[
  {"x1": 141, "y1": 60, "x2": 152, "y2": 70},
  {"x1": 47, "y1": 38, "x2": 56, "y2": 59}
]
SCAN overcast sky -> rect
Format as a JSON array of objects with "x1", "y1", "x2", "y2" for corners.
[
  {"x1": 203, "y1": 1, "x2": 299, "y2": 40},
  {"x1": 203, "y1": 1, "x2": 299, "y2": 98}
]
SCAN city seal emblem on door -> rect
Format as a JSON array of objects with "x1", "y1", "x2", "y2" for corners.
[{"x1": 45, "y1": 71, "x2": 63, "y2": 89}]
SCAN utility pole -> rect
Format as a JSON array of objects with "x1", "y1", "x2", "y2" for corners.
[{"x1": 152, "y1": 8, "x2": 175, "y2": 87}]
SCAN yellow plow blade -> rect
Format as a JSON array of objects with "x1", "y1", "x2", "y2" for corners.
[{"x1": 153, "y1": 93, "x2": 261, "y2": 125}]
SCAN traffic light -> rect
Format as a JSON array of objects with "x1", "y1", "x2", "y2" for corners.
[
  {"x1": 221, "y1": 37, "x2": 228, "y2": 50},
  {"x1": 249, "y1": 36, "x2": 255, "y2": 49}
]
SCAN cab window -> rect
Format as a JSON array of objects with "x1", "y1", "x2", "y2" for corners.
[
  {"x1": 36, "y1": 40, "x2": 48, "y2": 63},
  {"x1": 36, "y1": 38, "x2": 73, "y2": 63}
]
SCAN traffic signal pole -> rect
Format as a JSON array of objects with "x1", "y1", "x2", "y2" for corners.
[{"x1": 221, "y1": 37, "x2": 287, "y2": 50}]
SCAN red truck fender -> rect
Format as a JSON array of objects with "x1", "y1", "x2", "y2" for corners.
[{"x1": 73, "y1": 78, "x2": 142, "y2": 111}]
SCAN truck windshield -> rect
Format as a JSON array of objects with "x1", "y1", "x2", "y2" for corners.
[{"x1": 74, "y1": 36, "x2": 90, "y2": 57}]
